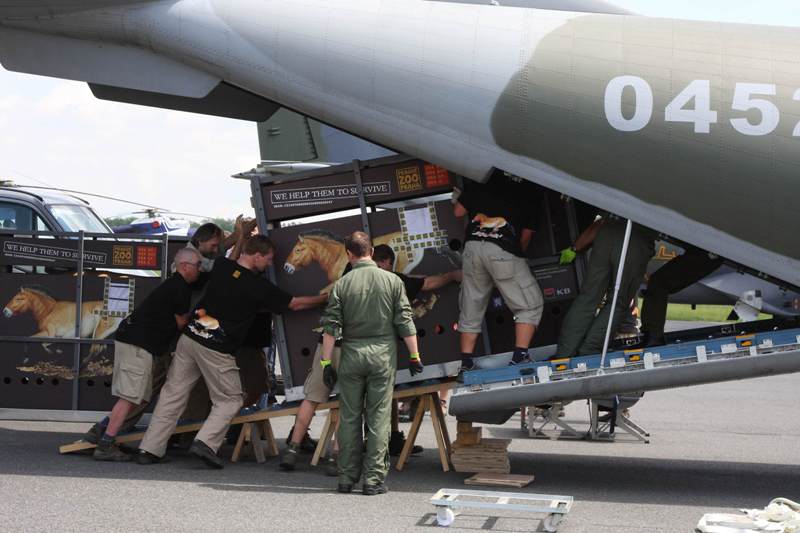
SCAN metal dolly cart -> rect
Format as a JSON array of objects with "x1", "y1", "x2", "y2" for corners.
[{"x1": 430, "y1": 488, "x2": 573, "y2": 531}]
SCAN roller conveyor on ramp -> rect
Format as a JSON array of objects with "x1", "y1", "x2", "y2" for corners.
[{"x1": 449, "y1": 326, "x2": 800, "y2": 424}]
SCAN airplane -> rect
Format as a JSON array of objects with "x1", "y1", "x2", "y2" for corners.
[
  {"x1": 0, "y1": 0, "x2": 796, "y2": 285},
  {"x1": 1, "y1": 0, "x2": 799, "y2": 419}
]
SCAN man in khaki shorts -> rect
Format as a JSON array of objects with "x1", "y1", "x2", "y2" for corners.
[
  {"x1": 92, "y1": 247, "x2": 202, "y2": 461},
  {"x1": 279, "y1": 337, "x2": 341, "y2": 472},
  {"x1": 454, "y1": 174, "x2": 544, "y2": 378},
  {"x1": 136, "y1": 235, "x2": 326, "y2": 469}
]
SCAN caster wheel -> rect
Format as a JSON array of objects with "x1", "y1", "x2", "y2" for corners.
[
  {"x1": 542, "y1": 513, "x2": 562, "y2": 532},
  {"x1": 436, "y1": 507, "x2": 455, "y2": 527}
]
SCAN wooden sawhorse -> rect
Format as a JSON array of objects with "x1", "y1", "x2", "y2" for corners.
[
  {"x1": 59, "y1": 380, "x2": 455, "y2": 469},
  {"x1": 58, "y1": 399, "x2": 337, "y2": 463},
  {"x1": 310, "y1": 380, "x2": 456, "y2": 472}
]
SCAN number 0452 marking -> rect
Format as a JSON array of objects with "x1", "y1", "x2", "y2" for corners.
[{"x1": 605, "y1": 76, "x2": 799, "y2": 137}]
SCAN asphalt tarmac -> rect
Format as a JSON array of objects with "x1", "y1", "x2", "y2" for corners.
[{"x1": 1, "y1": 373, "x2": 799, "y2": 533}]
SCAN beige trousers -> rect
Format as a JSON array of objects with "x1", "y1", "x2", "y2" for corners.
[{"x1": 139, "y1": 335, "x2": 244, "y2": 457}]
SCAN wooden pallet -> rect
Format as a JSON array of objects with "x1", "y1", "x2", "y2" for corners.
[
  {"x1": 58, "y1": 400, "x2": 336, "y2": 455},
  {"x1": 464, "y1": 473, "x2": 535, "y2": 488},
  {"x1": 452, "y1": 437, "x2": 512, "y2": 474}
]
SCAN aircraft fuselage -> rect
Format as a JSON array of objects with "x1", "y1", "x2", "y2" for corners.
[{"x1": 1, "y1": 0, "x2": 798, "y2": 284}]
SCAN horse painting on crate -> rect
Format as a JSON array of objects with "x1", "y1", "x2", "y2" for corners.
[
  {"x1": 283, "y1": 229, "x2": 420, "y2": 293},
  {"x1": 2, "y1": 285, "x2": 121, "y2": 355}
]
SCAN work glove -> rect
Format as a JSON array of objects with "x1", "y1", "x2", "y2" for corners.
[
  {"x1": 409, "y1": 353, "x2": 424, "y2": 376},
  {"x1": 321, "y1": 359, "x2": 337, "y2": 390},
  {"x1": 559, "y1": 246, "x2": 577, "y2": 265}
]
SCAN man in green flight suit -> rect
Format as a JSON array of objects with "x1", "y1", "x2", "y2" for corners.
[
  {"x1": 318, "y1": 231, "x2": 423, "y2": 496},
  {"x1": 557, "y1": 215, "x2": 655, "y2": 356}
]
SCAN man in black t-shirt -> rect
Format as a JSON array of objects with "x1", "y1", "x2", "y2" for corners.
[
  {"x1": 138, "y1": 235, "x2": 327, "y2": 468},
  {"x1": 92, "y1": 247, "x2": 202, "y2": 462},
  {"x1": 454, "y1": 174, "x2": 544, "y2": 375}
]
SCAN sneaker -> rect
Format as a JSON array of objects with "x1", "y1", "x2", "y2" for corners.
[
  {"x1": 456, "y1": 360, "x2": 475, "y2": 383},
  {"x1": 189, "y1": 440, "x2": 224, "y2": 469},
  {"x1": 286, "y1": 427, "x2": 318, "y2": 454},
  {"x1": 389, "y1": 431, "x2": 423, "y2": 457},
  {"x1": 510, "y1": 347, "x2": 532, "y2": 366},
  {"x1": 279, "y1": 442, "x2": 299, "y2": 471},
  {"x1": 93, "y1": 439, "x2": 131, "y2": 462},
  {"x1": 83, "y1": 422, "x2": 105, "y2": 445},
  {"x1": 362, "y1": 483, "x2": 388, "y2": 496},
  {"x1": 136, "y1": 450, "x2": 169, "y2": 465},
  {"x1": 337, "y1": 483, "x2": 353, "y2": 494}
]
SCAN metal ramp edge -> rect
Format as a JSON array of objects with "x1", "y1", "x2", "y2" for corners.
[{"x1": 450, "y1": 328, "x2": 800, "y2": 423}]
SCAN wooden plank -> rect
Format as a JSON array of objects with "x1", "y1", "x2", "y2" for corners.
[
  {"x1": 455, "y1": 427, "x2": 482, "y2": 446},
  {"x1": 396, "y1": 392, "x2": 427, "y2": 471},
  {"x1": 464, "y1": 473, "x2": 535, "y2": 488},
  {"x1": 451, "y1": 438, "x2": 511, "y2": 450},
  {"x1": 456, "y1": 421, "x2": 474, "y2": 433},
  {"x1": 394, "y1": 380, "x2": 457, "y2": 400},
  {"x1": 60, "y1": 379, "x2": 456, "y2": 455}
]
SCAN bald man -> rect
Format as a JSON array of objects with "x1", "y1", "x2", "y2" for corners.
[{"x1": 93, "y1": 247, "x2": 203, "y2": 461}]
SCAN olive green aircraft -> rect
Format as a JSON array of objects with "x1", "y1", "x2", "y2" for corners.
[{"x1": 0, "y1": 0, "x2": 797, "y2": 288}]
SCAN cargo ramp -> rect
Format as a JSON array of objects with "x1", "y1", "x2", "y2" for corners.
[{"x1": 450, "y1": 320, "x2": 800, "y2": 424}]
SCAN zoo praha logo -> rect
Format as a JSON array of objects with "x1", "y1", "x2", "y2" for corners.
[
  {"x1": 396, "y1": 166, "x2": 422, "y2": 193},
  {"x1": 112, "y1": 245, "x2": 134, "y2": 267}
]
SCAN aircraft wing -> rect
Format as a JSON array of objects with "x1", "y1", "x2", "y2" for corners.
[
  {"x1": 0, "y1": 1, "x2": 280, "y2": 121},
  {"x1": 0, "y1": 1, "x2": 155, "y2": 18}
]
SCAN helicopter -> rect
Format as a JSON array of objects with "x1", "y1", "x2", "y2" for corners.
[{"x1": 111, "y1": 208, "x2": 192, "y2": 237}]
